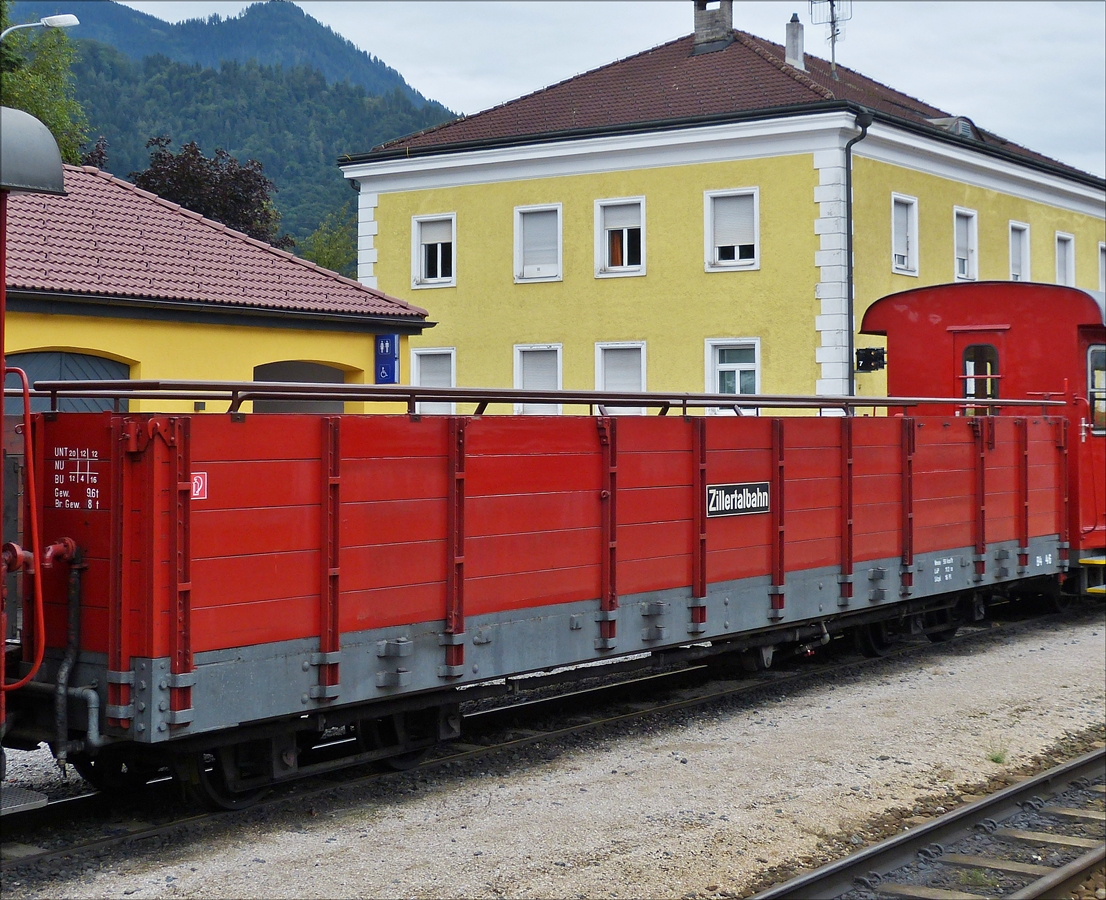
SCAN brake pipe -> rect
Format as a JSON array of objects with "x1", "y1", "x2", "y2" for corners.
[{"x1": 1, "y1": 366, "x2": 45, "y2": 692}]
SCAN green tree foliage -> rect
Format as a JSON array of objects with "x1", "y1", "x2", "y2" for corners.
[
  {"x1": 0, "y1": 0, "x2": 88, "y2": 163},
  {"x1": 131, "y1": 136, "x2": 294, "y2": 249},
  {"x1": 67, "y1": 41, "x2": 454, "y2": 241},
  {"x1": 300, "y1": 203, "x2": 357, "y2": 278}
]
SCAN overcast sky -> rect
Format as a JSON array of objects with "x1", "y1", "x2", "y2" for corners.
[{"x1": 114, "y1": 1, "x2": 1106, "y2": 178}]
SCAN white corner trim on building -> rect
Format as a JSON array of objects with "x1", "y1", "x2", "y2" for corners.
[
  {"x1": 812, "y1": 146, "x2": 850, "y2": 396},
  {"x1": 357, "y1": 188, "x2": 379, "y2": 287}
]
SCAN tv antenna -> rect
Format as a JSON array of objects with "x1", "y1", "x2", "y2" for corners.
[{"x1": 810, "y1": 0, "x2": 852, "y2": 81}]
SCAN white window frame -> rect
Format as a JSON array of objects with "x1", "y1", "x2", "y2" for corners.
[
  {"x1": 594, "y1": 197, "x2": 646, "y2": 278},
  {"x1": 703, "y1": 188, "x2": 760, "y2": 272},
  {"x1": 514, "y1": 204, "x2": 562, "y2": 283},
  {"x1": 891, "y1": 193, "x2": 919, "y2": 276},
  {"x1": 1056, "y1": 232, "x2": 1075, "y2": 286},
  {"x1": 513, "y1": 343, "x2": 563, "y2": 414},
  {"x1": 704, "y1": 338, "x2": 760, "y2": 415},
  {"x1": 410, "y1": 347, "x2": 456, "y2": 414},
  {"x1": 411, "y1": 213, "x2": 456, "y2": 289},
  {"x1": 1098, "y1": 241, "x2": 1105, "y2": 293},
  {"x1": 594, "y1": 341, "x2": 647, "y2": 415},
  {"x1": 952, "y1": 206, "x2": 978, "y2": 282},
  {"x1": 1009, "y1": 221, "x2": 1030, "y2": 282}
]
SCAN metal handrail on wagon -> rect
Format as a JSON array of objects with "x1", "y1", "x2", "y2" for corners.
[{"x1": 5, "y1": 379, "x2": 1068, "y2": 417}]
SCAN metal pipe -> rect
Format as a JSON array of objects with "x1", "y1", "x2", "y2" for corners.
[
  {"x1": 19, "y1": 680, "x2": 105, "y2": 750},
  {"x1": 15, "y1": 381, "x2": 1066, "y2": 411},
  {"x1": 844, "y1": 108, "x2": 873, "y2": 397},
  {"x1": 49, "y1": 541, "x2": 83, "y2": 767}
]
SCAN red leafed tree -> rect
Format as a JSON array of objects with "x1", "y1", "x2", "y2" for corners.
[{"x1": 131, "y1": 136, "x2": 294, "y2": 250}]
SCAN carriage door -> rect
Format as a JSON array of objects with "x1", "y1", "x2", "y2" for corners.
[
  {"x1": 951, "y1": 327, "x2": 1007, "y2": 416},
  {"x1": 1082, "y1": 342, "x2": 1105, "y2": 542}
]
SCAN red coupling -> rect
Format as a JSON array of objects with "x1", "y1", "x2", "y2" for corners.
[
  {"x1": 1, "y1": 542, "x2": 33, "y2": 572},
  {"x1": 42, "y1": 538, "x2": 78, "y2": 568}
]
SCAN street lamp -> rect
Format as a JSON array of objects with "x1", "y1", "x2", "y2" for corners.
[{"x1": 1, "y1": 14, "x2": 80, "y2": 42}]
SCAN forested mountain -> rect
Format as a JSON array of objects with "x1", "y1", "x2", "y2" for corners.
[
  {"x1": 6, "y1": 0, "x2": 456, "y2": 243},
  {"x1": 69, "y1": 40, "x2": 451, "y2": 240},
  {"x1": 11, "y1": 0, "x2": 439, "y2": 108}
]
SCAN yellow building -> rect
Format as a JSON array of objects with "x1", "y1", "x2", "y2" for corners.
[
  {"x1": 5, "y1": 164, "x2": 430, "y2": 415},
  {"x1": 340, "y1": 1, "x2": 1105, "y2": 406}
]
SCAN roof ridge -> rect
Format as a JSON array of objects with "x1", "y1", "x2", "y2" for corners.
[
  {"x1": 62, "y1": 165, "x2": 420, "y2": 304},
  {"x1": 374, "y1": 32, "x2": 693, "y2": 152},
  {"x1": 732, "y1": 30, "x2": 835, "y2": 101}
]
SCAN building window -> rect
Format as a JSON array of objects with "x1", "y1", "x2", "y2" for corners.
[
  {"x1": 953, "y1": 207, "x2": 977, "y2": 281},
  {"x1": 595, "y1": 342, "x2": 646, "y2": 414},
  {"x1": 1009, "y1": 222, "x2": 1030, "y2": 282},
  {"x1": 514, "y1": 344, "x2": 562, "y2": 414},
  {"x1": 891, "y1": 193, "x2": 918, "y2": 275},
  {"x1": 411, "y1": 214, "x2": 455, "y2": 288},
  {"x1": 704, "y1": 189, "x2": 758, "y2": 271},
  {"x1": 1056, "y1": 232, "x2": 1075, "y2": 286},
  {"x1": 705, "y1": 339, "x2": 759, "y2": 414},
  {"x1": 595, "y1": 198, "x2": 645, "y2": 277},
  {"x1": 411, "y1": 348, "x2": 455, "y2": 414},
  {"x1": 515, "y1": 205, "x2": 561, "y2": 282}
]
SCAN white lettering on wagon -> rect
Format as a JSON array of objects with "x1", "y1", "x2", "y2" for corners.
[
  {"x1": 50, "y1": 447, "x2": 101, "y2": 509},
  {"x1": 933, "y1": 556, "x2": 957, "y2": 584},
  {"x1": 706, "y1": 482, "x2": 771, "y2": 517}
]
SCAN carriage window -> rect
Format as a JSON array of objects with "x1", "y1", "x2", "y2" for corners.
[
  {"x1": 1090, "y1": 345, "x2": 1105, "y2": 434},
  {"x1": 962, "y1": 344, "x2": 999, "y2": 416}
]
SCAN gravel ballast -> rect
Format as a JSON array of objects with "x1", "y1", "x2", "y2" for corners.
[{"x1": 4, "y1": 610, "x2": 1104, "y2": 899}]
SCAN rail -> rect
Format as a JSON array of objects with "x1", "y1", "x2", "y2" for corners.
[{"x1": 4, "y1": 379, "x2": 1069, "y2": 416}]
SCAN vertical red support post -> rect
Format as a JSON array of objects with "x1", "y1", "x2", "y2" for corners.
[
  {"x1": 1056, "y1": 417, "x2": 1070, "y2": 568},
  {"x1": 769, "y1": 418, "x2": 785, "y2": 616},
  {"x1": 597, "y1": 417, "x2": 618, "y2": 648},
  {"x1": 1016, "y1": 418, "x2": 1030, "y2": 574},
  {"x1": 900, "y1": 418, "x2": 915, "y2": 595},
  {"x1": 442, "y1": 417, "x2": 466, "y2": 676},
  {"x1": 839, "y1": 416, "x2": 854, "y2": 606},
  {"x1": 689, "y1": 417, "x2": 707, "y2": 633},
  {"x1": 167, "y1": 418, "x2": 195, "y2": 724},
  {"x1": 971, "y1": 419, "x2": 988, "y2": 581},
  {"x1": 313, "y1": 416, "x2": 341, "y2": 699},
  {"x1": 107, "y1": 418, "x2": 134, "y2": 726}
]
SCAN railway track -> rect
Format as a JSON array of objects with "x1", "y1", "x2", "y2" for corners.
[
  {"x1": 0, "y1": 609, "x2": 1096, "y2": 879},
  {"x1": 751, "y1": 747, "x2": 1106, "y2": 900}
]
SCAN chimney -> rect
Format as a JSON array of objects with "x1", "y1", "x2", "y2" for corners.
[
  {"x1": 693, "y1": 0, "x2": 734, "y2": 55},
  {"x1": 785, "y1": 13, "x2": 805, "y2": 70}
]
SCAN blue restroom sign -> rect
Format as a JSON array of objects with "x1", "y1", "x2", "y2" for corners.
[{"x1": 375, "y1": 334, "x2": 399, "y2": 384}]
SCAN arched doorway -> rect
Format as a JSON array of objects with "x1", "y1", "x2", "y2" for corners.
[
  {"x1": 252, "y1": 361, "x2": 346, "y2": 413},
  {"x1": 4, "y1": 351, "x2": 130, "y2": 413}
]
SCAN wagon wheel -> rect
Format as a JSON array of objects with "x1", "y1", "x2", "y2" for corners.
[
  {"x1": 70, "y1": 748, "x2": 157, "y2": 794},
  {"x1": 854, "y1": 621, "x2": 894, "y2": 658},
  {"x1": 177, "y1": 748, "x2": 269, "y2": 811},
  {"x1": 355, "y1": 712, "x2": 431, "y2": 771}
]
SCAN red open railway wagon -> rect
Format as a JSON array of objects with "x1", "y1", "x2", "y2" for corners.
[{"x1": 1, "y1": 281, "x2": 1103, "y2": 811}]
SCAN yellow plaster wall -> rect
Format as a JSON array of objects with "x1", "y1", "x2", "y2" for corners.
[
  {"x1": 850, "y1": 156, "x2": 1106, "y2": 397},
  {"x1": 6, "y1": 312, "x2": 410, "y2": 414},
  {"x1": 376, "y1": 154, "x2": 821, "y2": 401}
]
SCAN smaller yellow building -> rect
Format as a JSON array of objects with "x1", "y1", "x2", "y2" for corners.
[{"x1": 4, "y1": 165, "x2": 431, "y2": 414}]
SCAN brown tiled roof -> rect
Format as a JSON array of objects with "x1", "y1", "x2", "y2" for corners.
[
  {"x1": 6, "y1": 165, "x2": 428, "y2": 321},
  {"x1": 365, "y1": 30, "x2": 1093, "y2": 182}
]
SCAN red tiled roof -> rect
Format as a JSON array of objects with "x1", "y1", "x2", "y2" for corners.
[
  {"x1": 6, "y1": 165, "x2": 428, "y2": 321},
  {"x1": 367, "y1": 30, "x2": 1090, "y2": 181}
]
